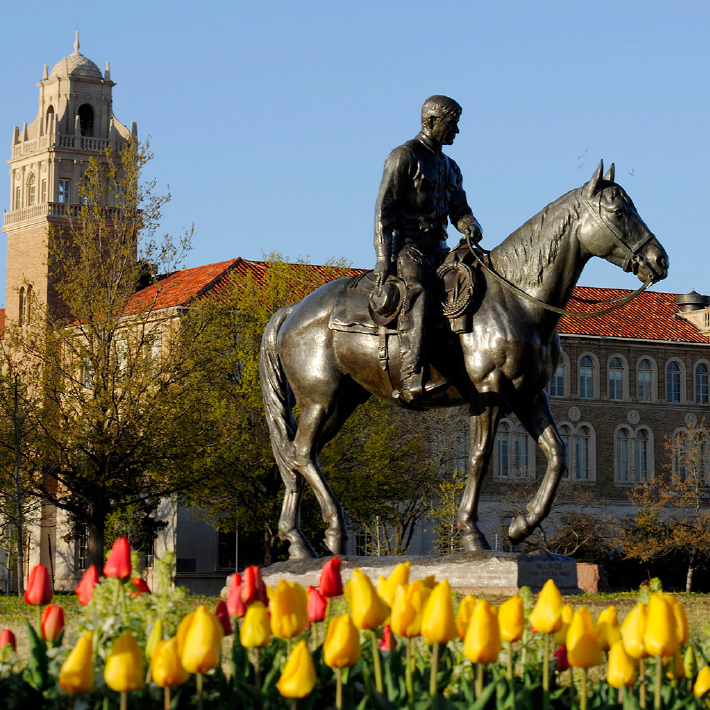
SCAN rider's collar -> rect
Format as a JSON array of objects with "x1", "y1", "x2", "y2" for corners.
[{"x1": 417, "y1": 132, "x2": 442, "y2": 156}]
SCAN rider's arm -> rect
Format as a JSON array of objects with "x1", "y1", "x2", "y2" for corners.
[
  {"x1": 374, "y1": 146, "x2": 415, "y2": 279},
  {"x1": 448, "y1": 160, "x2": 482, "y2": 243}
]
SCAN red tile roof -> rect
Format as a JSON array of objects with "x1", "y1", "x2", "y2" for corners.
[
  {"x1": 125, "y1": 259, "x2": 710, "y2": 346},
  {"x1": 559, "y1": 287, "x2": 710, "y2": 344}
]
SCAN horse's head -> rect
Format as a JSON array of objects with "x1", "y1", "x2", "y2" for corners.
[{"x1": 578, "y1": 160, "x2": 669, "y2": 284}]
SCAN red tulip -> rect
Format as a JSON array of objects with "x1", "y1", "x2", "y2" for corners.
[
  {"x1": 76, "y1": 566, "x2": 100, "y2": 605},
  {"x1": 554, "y1": 645, "x2": 569, "y2": 672},
  {"x1": 240, "y1": 566, "x2": 268, "y2": 606},
  {"x1": 227, "y1": 573, "x2": 246, "y2": 617},
  {"x1": 0, "y1": 629, "x2": 16, "y2": 650},
  {"x1": 103, "y1": 537, "x2": 132, "y2": 580},
  {"x1": 129, "y1": 577, "x2": 151, "y2": 597},
  {"x1": 319, "y1": 557, "x2": 343, "y2": 598},
  {"x1": 307, "y1": 585, "x2": 327, "y2": 623},
  {"x1": 25, "y1": 564, "x2": 52, "y2": 605},
  {"x1": 380, "y1": 625, "x2": 396, "y2": 651},
  {"x1": 215, "y1": 601, "x2": 233, "y2": 635},
  {"x1": 41, "y1": 604, "x2": 65, "y2": 642}
]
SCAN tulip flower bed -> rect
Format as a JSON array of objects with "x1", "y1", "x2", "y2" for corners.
[{"x1": 1, "y1": 540, "x2": 710, "y2": 709}]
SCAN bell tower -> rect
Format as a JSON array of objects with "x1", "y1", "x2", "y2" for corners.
[{"x1": 2, "y1": 32, "x2": 135, "y2": 325}]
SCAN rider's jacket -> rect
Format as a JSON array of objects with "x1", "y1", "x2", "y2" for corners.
[{"x1": 374, "y1": 132, "x2": 474, "y2": 261}]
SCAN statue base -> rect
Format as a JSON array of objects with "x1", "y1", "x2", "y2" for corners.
[{"x1": 256, "y1": 549, "x2": 580, "y2": 595}]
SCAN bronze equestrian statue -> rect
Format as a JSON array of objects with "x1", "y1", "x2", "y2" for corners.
[
  {"x1": 372, "y1": 95, "x2": 482, "y2": 403},
  {"x1": 260, "y1": 112, "x2": 669, "y2": 559}
]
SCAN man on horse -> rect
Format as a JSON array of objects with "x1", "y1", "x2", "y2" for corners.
[{"x1": 373, "y1": 95, "x2": 483, "y2": 403}]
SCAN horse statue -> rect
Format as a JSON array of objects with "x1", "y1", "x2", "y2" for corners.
[{"x1": 259, "y1": 160, "x2": 669, "y2": 559}]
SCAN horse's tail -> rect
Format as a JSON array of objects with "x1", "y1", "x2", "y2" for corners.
[{"x1": 259, "y1": 304, "x2": 299, "y2": 475}]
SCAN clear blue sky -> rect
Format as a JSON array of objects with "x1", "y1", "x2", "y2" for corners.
[{"x1": 1, "y1": 1, "x2": 708, "y2": 306}]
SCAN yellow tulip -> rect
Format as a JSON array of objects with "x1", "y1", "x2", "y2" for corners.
[
  {"x1": 685, "y1": 645, "x2": 698, "y2": 679},
  {"x1": 59, "y1": 631, "x2": 94, "y2": 695},
  {"x1": 420, "y1": 575, "x2": 436, "y2": 589},
  {"x1": 643, "y1": 594, "x2": 678, "y2": 657},
  {"x1": 344, "y1": 568, "x2": 389, "y2": 630},
  {"x1": 695, "y1": 666, "x2": 710, "y2": 697},
  {"x1": 277, "y1": 639, "x2": 317, "y2": 698},
  {"x1": 665, "y1": 650, "x2": 685, "y2": 680},
  {"x1": 463, "y1": 600, "x2": 501, "y2": 664},
  {"x1": 390, "y1": 581, "x2": 432, "y2": 638},
  {"x1": 665, "y1": 597, "x2": 689, "y2": 646},
  {"x1": 421, "y1": 580, "x2": 457, "y2": 645},
  {"x1": 104, "y1": 631, "x2": 144, "y2": 693},
  {"x1": 498, "y1": 595, "x2": 524, "y2": 644},
  {"x1": 621, "y1": 603, "x2": 648, "y2": 659},
  {"x1": 567, "y1": 607, "x2": 603, "y2": 668},
  {"x1": 607, "y1": 640, "x2": 636, "y2": 688},
  {"x1": 596, "y1": 606, "x2": 622, "y2": 652},
  {"x1": 151, "y1": 638, "x2": 190, "y2": 687},
  {"x1": 270, "y1": 580, "x2": 309, "y2": 639},
  {"x1": 175, "y1": 611, "x2": 195, "y2": 657},
  {"x1": 145, "y1": 619, "x2": 163, "y2": 661},
  {"x1": 529, "y1": 579, "x2": 563, "y2": 634},
  {"x1": 456, "y1": 595, "x2": 477, "y2": 641},
  {"x1": 240, "y1": 601, "x2": 271, "y2": 647},
  {"x1": 554, "y1": 604, "x2": 574, "y2": 647},
  {"x1": 180, "y1": 605, "x2": 223, "y2": 674},
  {"x1": 377, "y1": 561, "x2": 410, "y2": 607},
  {"x1": 323, "y1": 614, "x2": 362, "y2": 668}
]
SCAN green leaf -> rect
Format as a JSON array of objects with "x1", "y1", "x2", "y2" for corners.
[{"x1": 22, "y1": 619, "x2": 48, "y2": 691}]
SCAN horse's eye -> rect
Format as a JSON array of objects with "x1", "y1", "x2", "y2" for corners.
[{"x1": 614, "y1": 208, "x2": 625, "y2": 217}]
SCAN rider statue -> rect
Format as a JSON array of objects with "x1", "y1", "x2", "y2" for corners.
[{"x1": 373, "y1": 95, "x2": 482, "y2": 403}]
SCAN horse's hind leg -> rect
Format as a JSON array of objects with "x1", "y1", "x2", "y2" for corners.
[
  {"x1": 508, "y1": 391, "x2": 566, "y2": 544},
  {"x1": 277, "y1": 468, "x2": 317, "y2": 560},
  {"x1": 293, "y1": 398, "x2": 350, "y2": 555},
  {"x1": 457, "y1": 399, "x2": 502, "y2": 551}
]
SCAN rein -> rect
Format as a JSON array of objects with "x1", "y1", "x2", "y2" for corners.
[{"x1": 466, "y1": 190, "x2": 655, "y2": 318}]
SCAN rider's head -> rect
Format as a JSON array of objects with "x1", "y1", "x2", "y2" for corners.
[{"x1": 421, "y1": 95, "x2": 462, "y2": 146}]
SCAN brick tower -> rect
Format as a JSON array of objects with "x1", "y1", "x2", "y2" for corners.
[{"x1": 2, "y1": 32, "x2": 135, "y2": 325}]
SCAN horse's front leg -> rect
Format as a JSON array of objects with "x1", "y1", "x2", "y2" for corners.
[
  {"x1": 457, "y1": 398, "x2": 503, "y2": 552},
  {"x1": 508, "y1": 391, "x2": 567, "y2": 544}
]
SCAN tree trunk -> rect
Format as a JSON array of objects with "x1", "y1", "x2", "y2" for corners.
[
  {"x1": 263, "y1": 524, "x2": 274, "y2": 567},
  {"x1": 686, "y1": 563, "x2": 695, "y2": 593},
  {"x1": 14, "y1": 459, "x2": 25, "y2": 596},
  {"x1": 86, "y1": 517, "x2": 106, "y2": 570}
]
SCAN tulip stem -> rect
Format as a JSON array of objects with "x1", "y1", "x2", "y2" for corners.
[
  {"x1": 197, "y1": 672, "x2": 204, "y2": 710},
  {"x1": 640, "y1": 658, "x2": 646, "y2": 709},
  {"x1": 429, "y1": 641, "x2": 440, "y2": 697},
  {"x1": 654, "y1": 656, "x2": 662, "y2": 710},
  {"x1": 254, "y1": 647, "x2": 262, "y2": 689},
  {"x1": 579, "y1": 667, "x2": 587, "y2": 710},
  {"x1": 370, "y1": 630, "x2": 383, "y2": 694},
  {"x1": 543, "y1": 633, "x2": 550, "y2": 692},
  {"x1": 506, "y1": 641, "x2": 513, "y2": 682},
  {"x1": 36, "y1": 605, "x2": 42, "y2": 636},
  {"x1": 164, "y1": 687, "x2": 171, "y2": 710},
  {"x1": 120, "y1": 692, "x2": 127, "y2": 710},
  {"x1": 475, "y1": 663, "x2": 483, "y2": 697},
  {"x1": 406, "y1": 637, "x2": 414, "y2": 702},
  {"x1": 336, "y1": 667, "x2": 343, "y2": 710}
]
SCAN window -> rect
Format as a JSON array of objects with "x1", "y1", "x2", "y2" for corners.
[
  {"x1": 549, "y1": 364, "x2": 564, "y2": 398},
  {"x1": 19, "y1": 286, "x2": 31, "y2": 325},
  {"x1": 616, "y1": 426, "x2": 652, "y2": 483},
  {"x1": 58, "y1": 179, "x2": 71, "y2": 203},
  {"x1": 27, "y1": 173, "x2": 35, "y2": 206},
  {"x1": 46, "y1": 105, "x2": 54, "y2": 131},
  {"x1": 666, "y1": 362, "x2": 681, "y2": 404},
  {"x1": 41, "y1": 178, "x2": 47, "y2": 203},
  {"x1": 560, "y1": 422, "x2": 595, "y2": 481},
  {"x1": 494, "y1": 420, "x2": 534, "y2": 479},
  {"x1": 18, "y1": 287, "x2": 24, "y2": 324},
  {"x1": 75, "y1": 526, "x2": 88, "y2": 572},
  {"x1": 608, "y1": 358, "x2": 624, "y2": 401},
  {"x1": 579, "y1": 356, "x2": 594, "y2": 399},
  {"x1": 82, "y1": 358, "x2": 95, "y2": 389},
  {"x1": 216, "y1": 529, "x2": 236, "y2": 570},
  {"x1": 672, "y1": 428, "x2": 710, "y2": 483},
  {"x1": 15, "y1": 186, "x2": 20, "y2": 210},
  {"x1": 78, "y1": 104, "x2": 94, "y2": 137},
  {"x1": 695, "y1": 363, "x2": 709, "y2": 405},
  {"x1": 638, "y1": 359, "x2": 653, "y2": 402},
  {"x1": 355, "y1": 529, "x2": 372, "y2": 556}
]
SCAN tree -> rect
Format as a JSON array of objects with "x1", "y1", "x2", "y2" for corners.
[
  {"x1": 618, "y1": 423, "x2": 710, "y2": 592},
  {"x1": 180, "y1": 255, "x2": 440, "y2": 563},
  {"x1": 427, "y1": 470, "x2": 468, "y2": 555},
  {"x1": 13, "y1": 138, "x2": 213, "y2": 568}
]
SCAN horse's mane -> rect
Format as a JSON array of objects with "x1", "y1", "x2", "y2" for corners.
[{"x1": 491, "y1": 188, "x2": 582, "y2": 288}]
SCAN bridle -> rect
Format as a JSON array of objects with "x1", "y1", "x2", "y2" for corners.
[{"x1": 467, "y1": 188, "x2": 655, "y2": 319}]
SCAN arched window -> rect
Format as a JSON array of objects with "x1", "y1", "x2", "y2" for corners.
[
  {"x1": 78, "y1": 104, "x2": 94, "y2": 137},
  {"x1": 616, "y1": 426, "x2": 653, "y2": 483},
  {"x1": 18, "y1": 287, "x2": 24, "y2": 324},
  {"x1": 513, "y1": 424, "x2": 530, "y2": 476},
  {"x1": 560, "y1": 422, "x2": 595, "y2": 481},
  {"x1": 579, "y1": 356, "x2": 594, "y2": 399},
  {"x1": 666, "y1": 362, "x2": 681, "y2": 404},
  {"x1": 576, "y1": 425, "x2": 591, "y2": 480},
  {"x1": 549, "y1": 364, "x2": 565, "y2": 398},
  {"x1": 608, "y1": 358, "x2": 624, "y2": 401},
  {"x1": 494, "y1": 422, "x2": 509, "y2": 479},
  {"x1": 638, "y1": 358, "x2": 653, "y2": 402},
  {"x1": 46, "y1": 105, "x2": 55, "y2": 130},
  {"x1": 634, "y1": 430, "x2": 649, "y2": 482},
  {"x1": 615, "y1": 427, "x2": 631, "y2": 483},
  {"x1": 494, "y1": 420, "x2": 535, "y2": 479},
  {"x1": 27, "y1": 173, "x2": 36, "y2": 206},
  {"x1": 695, "y1": 363, "x2": 709, "y2": 405}
]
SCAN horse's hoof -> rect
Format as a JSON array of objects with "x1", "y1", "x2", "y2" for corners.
[
  {"x1": 324, "y1": 530, "x2": 345, "y2": 555},
  {"x1": 508, "y1": 514, "x2": 533, "y2": 544},
  {"x1": 288, "y1": 538, "x2": 318, "y2": 560},
  {"x1": 462, "y1": 532, "x2": 491, "y2": 552}
]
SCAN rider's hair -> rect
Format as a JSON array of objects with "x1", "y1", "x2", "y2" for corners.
[{"x1": 421, "y1": 95, "x2": 462, "y2": 127}]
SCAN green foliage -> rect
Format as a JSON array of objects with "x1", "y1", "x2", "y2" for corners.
[{"x1": 428, "y1": 471, "x2": 468, "y2": 555}]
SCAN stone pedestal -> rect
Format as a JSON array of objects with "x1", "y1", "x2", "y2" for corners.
[{"x1": 257, "y1": 549, "x2": 580, "y2": 595}]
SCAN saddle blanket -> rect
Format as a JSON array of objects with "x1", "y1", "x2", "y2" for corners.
[{"x1": 328, "y1": 271, "x2": 397, "y2": 335}]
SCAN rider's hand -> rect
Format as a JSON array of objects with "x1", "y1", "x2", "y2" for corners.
[{"x1": 465, "y1": 220, "x2": 483, "y2": 244}]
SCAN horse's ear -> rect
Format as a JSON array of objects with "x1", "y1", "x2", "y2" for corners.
[
  {"x1": 584, "y1": 160, "x2": 605, "y2": 197},
  {"x1": 604, "y1": 163, "x2": 616, "y2": 182}
]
